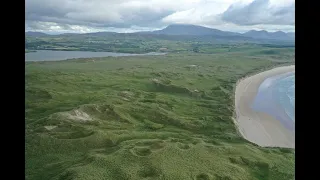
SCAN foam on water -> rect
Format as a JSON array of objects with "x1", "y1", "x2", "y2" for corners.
[
  {"x1": 251, "y1": 72, "x2": 295, "y2": 130},
  {"x1": 274, "y1": 74, "x2": 295, "y2": 121}
]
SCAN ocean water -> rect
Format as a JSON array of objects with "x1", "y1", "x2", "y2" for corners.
[
  {"x1": 251, "y1": 72, "x2": 295, "y2": 130},
  {"x1": 275, "y1": 74, "x2": 295, "y2": 122}
]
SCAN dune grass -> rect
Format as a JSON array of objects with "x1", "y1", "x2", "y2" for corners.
[{"x1": 26, "y1": 47, "x2": 294, "y2": 180}]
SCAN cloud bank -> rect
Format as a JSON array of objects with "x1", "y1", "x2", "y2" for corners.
[{"x1": 25, "y1": 0, "x2": 295, "y2": 33}]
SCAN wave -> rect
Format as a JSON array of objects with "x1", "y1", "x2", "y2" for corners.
[
  {"x1": 274, "y1": 74, "x2": 295, "y2": 121},
  {"x1": 251, "y1": 72, "x2": 295, "y2": 128}
]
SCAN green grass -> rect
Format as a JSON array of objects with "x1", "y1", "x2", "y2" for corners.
[
  {"x1": 26, "y1": 47, "x2": 294, "y2": 180},
  {"x1": 25, "y1": 33, "x2": 294, "y2": 54}
]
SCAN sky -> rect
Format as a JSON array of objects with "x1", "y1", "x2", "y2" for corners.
[{"x1": 25, "y1": 0, "x2": 295, "y2": 34}]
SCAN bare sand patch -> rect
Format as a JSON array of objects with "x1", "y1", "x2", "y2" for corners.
[
  {"x1": 44, "y1": 126, "x2": 57, "y2": 130},
  {"x1": 61, "y1": 109, "x2": 93, "y2": 122}
]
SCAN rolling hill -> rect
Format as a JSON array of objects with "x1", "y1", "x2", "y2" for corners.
[
  {"x1": 242, "y1": 30, "x2": 294, "y2": 40},
  {"x1": 25, "y1": 31, "x2": 49, "y2": 37}
]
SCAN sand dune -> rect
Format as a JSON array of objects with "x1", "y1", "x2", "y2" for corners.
[{"x1": 235, "y1": 65, "x2": 295, "y2": 148}]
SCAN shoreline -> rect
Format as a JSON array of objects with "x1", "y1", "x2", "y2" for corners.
[
  {"x1": 234, "y1": 65, "x2": 295, "y2": 148},
  {"x1": 252, "y1": 71, "x2": 295, "y2": 131}
]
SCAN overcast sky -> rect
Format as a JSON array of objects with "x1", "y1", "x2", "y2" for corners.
[{"x1": 25, "y1": 0, "x2": 295, "y2": 34}]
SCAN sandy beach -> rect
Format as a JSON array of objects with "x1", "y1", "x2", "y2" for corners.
[{"x1": 235, "y1": 65, "x2": 295, "y2": 148}]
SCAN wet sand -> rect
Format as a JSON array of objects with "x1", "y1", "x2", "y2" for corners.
[{"x1": 234, "y1": 65, "x2": 295, "y2": 148}]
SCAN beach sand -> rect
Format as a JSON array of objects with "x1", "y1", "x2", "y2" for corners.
[{"x1": 235, "y1": 65, "x2": 295, "y2": 148}]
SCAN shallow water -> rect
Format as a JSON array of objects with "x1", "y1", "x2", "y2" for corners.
[
  {"x1": 251, "y1": 72, "x2": 295, "y2": 130},
  {"x1": 274, "y1": 74, "x2": 295, "y2": 122},
  {"x1": 25, "y1": 50, "x2": 166, "y2": 61}
]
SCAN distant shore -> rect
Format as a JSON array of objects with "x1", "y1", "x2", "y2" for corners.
[
  {"x1": 234, "y1": 65, "x2": 295, "y2": 148},
  {"x1": 25, "y1": 50, "x2": 166, "y2": 61},
  {"x1": 25, "y1": 50, "x2": 36, "y2": 53}
]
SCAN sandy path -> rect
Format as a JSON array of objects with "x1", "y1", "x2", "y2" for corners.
[{"x1": 235, "y1": 65, "x2": 295, "y2": 148}]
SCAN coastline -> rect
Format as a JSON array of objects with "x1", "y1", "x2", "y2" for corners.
[{"x1": 234, "y1": 65, "x2": 295, "y2": 148}]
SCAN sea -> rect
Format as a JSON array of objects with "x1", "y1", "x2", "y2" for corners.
[
  {"x1": 275, "y1": 73, "x2": 295, "y2": 122},
  {"x1": 251, "y1": 72, "x2": 295, "y2": 130}
]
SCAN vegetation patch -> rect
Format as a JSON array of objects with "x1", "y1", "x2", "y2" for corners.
[
  {"x1": 195, "y1": 173, "x2": 210, "y2": 180},
  {"x1": 131, "y1": 147, "x2": 152, "y2": 156},
  {"x1": 25, "y1": 46, "x2": 294, "y2": 180}
]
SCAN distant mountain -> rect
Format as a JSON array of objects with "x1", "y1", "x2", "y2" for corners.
[
  {"x1": 25, "y1": 31, "x2": 119, "y2": 37},
  {"x1": 25, "y1": 24, "x2": 294, "y2": 42},
  {"x1": 287, "y1": 32, "x2": 295, "y2": 39},
  {"x1": 138, "y1": 24, "x2": 293, "y2": 41},
  {"x1": 79, "y1": 32, "x2": 117, "y2": 36},
  {"x1": 140, "y1": 24, "x2": 241, "y2": 37},
  {"x1": 56, "y1": 32, "x2": 117, "y2": 37},
  {"x1": 242, "y1": 30, "x2": 293, "y2": 41},
  {"x1": 25, "y1": 31, "x2": 49, "y2": 37}
]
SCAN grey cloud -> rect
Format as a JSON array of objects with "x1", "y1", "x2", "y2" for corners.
[
  {"x1": 221, "y1": 0, "x2": 295, "y2": 26},
  {"x1": 25, "y1": 0, "x2": 295, "y2": 33},
  {"x1": 26, "y1": 0, "x2": 173, "y2": 31},
  {"x1": 26, "y1": 21, "x2": 72, "y2": 31}
]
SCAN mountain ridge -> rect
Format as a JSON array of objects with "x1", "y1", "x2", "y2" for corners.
[{"x1": 26, "y1": 24, "x2": 295, "y2": 41}]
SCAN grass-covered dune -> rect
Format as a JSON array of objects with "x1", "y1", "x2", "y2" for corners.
[{"x1": 26, "y1": 48, "x2": 295, "y2": 180}]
